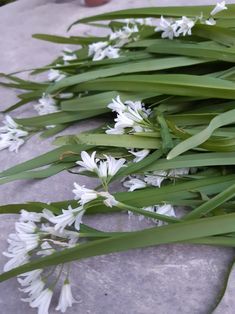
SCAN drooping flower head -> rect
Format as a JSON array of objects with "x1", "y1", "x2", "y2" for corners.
[
  {"x1": 210, "y1": 1, "x2": 227, "y2": 16},
  {"x1": 56, "y1": 280, "x2": 77, "y2": 313}
]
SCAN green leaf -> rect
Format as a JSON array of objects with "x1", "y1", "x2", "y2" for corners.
[
  {"x1": 193, "y1": 24, "x2": 235, "y2": 47},
  {"x1": 183, "y1": 182, "x2": 235, "y2": 220},
  {"x1": 61, "y1": 91, "x2": 156, "y2": 111},
  {"x1": 167, "y1": 108, "x2": 235, "y2": 160},
  {"x1": 16, "y1": 109, "x2": 108, "y2": 127},
  {"x1": 47, "y1": 57, "x2": 208, "y2": 93},
  {"x1": 148, "y1": 39, "x2": 235, "y2": 62},
  {"x1": 68, "y1": 5, "x2": 235, "y2": 28},
  {"x1": 75, "y1": 74, "x2": 235, "y2": 100},
  {"x1": 74, "y1": 133, "x2": 162, "y2": 149},
  {"x1": 32, "y1": 33, "x2": 107, "y2": 45},
  {"x1": 0, "y1": 144, "x2": 87, "y2": 178},
  {"x1": 0, "y1": 163, "x2": 75, "y2": 185},
  {"x1": 146, "y1": 152, "x2": 235, "y2": 172}
]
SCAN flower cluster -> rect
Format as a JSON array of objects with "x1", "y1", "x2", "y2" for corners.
[
  {"x1": 106, "y1": 95, "x2": 152, "y2": 135},
  {"x1": 76, "y1": 150, "x2": 126, "y2": 189},
  {"x1": 109, "y1": 23, "x2": 139, "y2": 47},
  {"x1": 123, "y1": 167, "x2": 190, "y2": 192},
  {"x1": 34, "y1": 93, "x2": 58, "y2": 116},
  {"x1": 0, "y1": 115, "x2": 28, "y2": 152},
  {"x1": 155, "y1": 1, "x2": 227, "y2": 39},
  {"x1": 3, "y1": 208, "x2": 79, "y2": 313},
  {"x1": 88, "y1": 20, "x2": 140, "y2": 61},
  {"x1": 155, "y1": 16, "x2": 194, "y2": 40},
  {"x1": 48, "y1": 68, "x2": 66, "y2": 82},
  {"x1": 88, "y1": 41, "x2": 120, "y2": 61}
]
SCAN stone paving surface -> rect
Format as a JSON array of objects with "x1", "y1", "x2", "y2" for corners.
[{"x1": 0, "y1": 0, "x2": 235, "y2": 313}]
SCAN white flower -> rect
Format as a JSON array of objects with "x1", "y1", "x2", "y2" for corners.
[
  {"x1": 123, "y1": 177, "x2": 147, "y2": 191},
  {"x1": 50, "y1": 205, "x2": 85, "y2": 232},
  {"x1": 126, "y1": 106, "x2": 145, "y2": 123},
  {"x1": 108, "y1": 95, "x2": 126, "y2": 113},
  {"x1": 29, "y1": 288, "x2": 53, "y2": 314},
  {"x1": 7, "y1": 223, "x2": 39, "y2": 255},
  {"x1": 6, "y1": 233, "x2": 28, "y2": 256},
  {"x1": 156, "y1": 204, "x2": 175, "y2": 216},
  {"x1": 56, "y1": 281, "x2": 77, "y2": 313},
  {"x1": 168, "y1": 167, "x2": 189, "y2": 178},
  {"x1": 48, "y1": 69, "x2": 66, "y2": 82},
  {"x1": 18, "y1": 233, "x2": 40, "y2": 252},
  {"x1": 129, "y1": 149, "x2": 150, "y2": 163},
  {"x1": 77, "y1": 151, "x2": 125, "y2": 179},
  {"x1": 76, "y1": 151, "x2": 98, "y2": 173},
  {"x1": 205, "y1": 17, "x2": 216, "y2": 25},
  {"x1": 104, "y1": 155, "x2": 126, "y2": 177},
  {"x1": 175, "y1": 16, "x2": 195, "y2": 36},
  {"x1": 145, "y1": 170, "x2": 167, "y2": 187},
  {"x1": 102, "y1": 46, "x2": 120, "y2": 59},
  {"x1": 15, "y1": 221, "x2": 37, "y2": 234},
  {"x1": 0, "y1": 115, "x2": 18, "y2": 131},
  {"x1": 88, "y1": 41, "x2": 108, "y2": 58},
  {"x1": 0, "y1": 133, "x2": 24, "y2": 152},
  {"x1": 17, "y1": 270, "x2": 43, "y2": 286},
  {"x1": 73, "y1": 183, "x2": 98, "y2": 205},
  {"x1": 210, "y1": 1, "x2": 227, "y2": 16},
  {"x1": 114, "y1": 111, "x2": 135, "y2": 129},
  {"x1": 125, "y1": 100, "x2": 143, "y2": 112},
  {"x1": 41, "y1": 225, "x2": 79, "y2": 244},
  {"x1": 20, "y1": 278, "x2": 45, "y2": 296},
  {"x1": 62, "y1": 48, "x2": 77, "y2": 62},
  {"x1": 34, "y1": 94, "x2": 58, "y2": 116},
  {"x1": 0, "y1": 115, "x2": 27, "y2": 137},
  {"x1": 97, "y1": 160, "x2": 108, "y2": 178},
  {"x1": 0, "y1": 115, "x2": 28, "y2": 152},
  {"x1": 106, "y1": 126, "x2": 124, "y2": 135},
  {"x1": 42, "y1": 208, "x2": 56, "y2": 221},
  {"x1": 155, "y1": 204, "x2": 176, "y2": 226},
  {"x1": 99, "y1": 191, "x2": 118, "y2": 207},
  {"x1": 110, "y1": 24, "x2": 139, "y2": 47},
  {"x1": 155, "y1": 16, "x2": 179, "y2": 39},
  {"x1": 20, "y1": 210, "x2": 42, "y2": 222},
  {"x1": 106, "y1": 96, "x2": 152, "y2": 135},
  {"x1": 36, "y1": 241, "x2": 55, "y2": 256},
  {"x1": 3, "y1": 252, "x2": 29, "y2": 272},
  {"x1": 88, "y1": 41, "x2": 120, "y2": 61}
]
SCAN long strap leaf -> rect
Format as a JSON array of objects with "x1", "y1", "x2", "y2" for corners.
[{"x1": 167, "y1": 108, "x2": 235, "y2": 160}]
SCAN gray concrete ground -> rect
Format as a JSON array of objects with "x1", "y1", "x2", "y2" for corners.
[{"x1": 0, "y1": 0, "x2": 235, "y2": 313}]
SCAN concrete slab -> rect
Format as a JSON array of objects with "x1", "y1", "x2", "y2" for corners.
[{"x1": 0, "y1": 0, "x2": 235, "y2": 313}]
